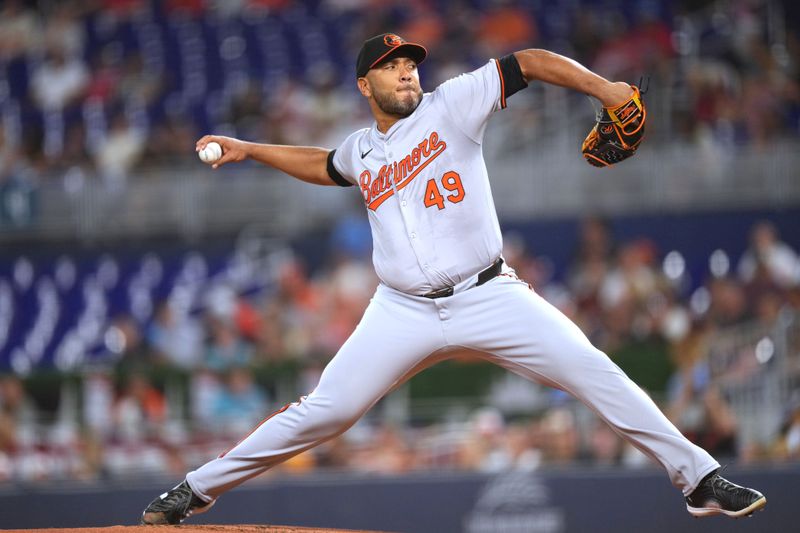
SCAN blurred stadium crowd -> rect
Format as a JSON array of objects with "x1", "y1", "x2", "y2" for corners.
[
  {"x1": 1, "y1": 0, "x2": 800, "y2": 485},
  {"x1": 1, "y1": 215, "x2": 799, "y2": 483},
  {"x1": 1, "y1": 0, "x2": 799, "y2": 201}
]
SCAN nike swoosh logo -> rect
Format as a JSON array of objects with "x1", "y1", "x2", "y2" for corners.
[{"x1": 360, "y1": 148, "x2": 373, "y2": 159}]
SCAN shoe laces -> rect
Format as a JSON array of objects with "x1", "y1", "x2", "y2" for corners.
[
  {"x1": 156, "y1": 484, "x2": 192, "y2": 513},
  {"x1": 710, "y1": 474, "x2": 738, "y2": 497}
]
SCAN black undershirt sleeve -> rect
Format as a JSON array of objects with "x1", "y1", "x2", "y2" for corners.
[
  {"x1": 498, "y1": 53, "x2": 528, "y2": 100},
  {"x1": 326, "y1": 149, "x2": 353, "y2": 187}
]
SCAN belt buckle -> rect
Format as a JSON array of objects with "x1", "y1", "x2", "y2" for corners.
[{"x1": 423, "y1": 286, "x2": 454, "y2": 299}]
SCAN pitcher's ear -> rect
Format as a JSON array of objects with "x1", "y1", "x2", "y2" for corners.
[{"x1": 357, "y1": 77, "x2": 371, "y2": 97}]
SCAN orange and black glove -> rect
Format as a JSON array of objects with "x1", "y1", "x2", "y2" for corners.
[{"x1": 582, "y1": 85, "x2": 646, "y2": 167}]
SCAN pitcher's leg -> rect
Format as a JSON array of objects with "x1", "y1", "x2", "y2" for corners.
[
  {"x1": 187, "y1": 286, "x2": 446, "y2": 501},
  {"x1": 453, "y1": 278, "x2": 719, "y2": 494}
]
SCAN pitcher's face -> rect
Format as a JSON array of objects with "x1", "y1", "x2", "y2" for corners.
[{"x1": 362, "y1": 57, "x2": 423, "y2": 118}]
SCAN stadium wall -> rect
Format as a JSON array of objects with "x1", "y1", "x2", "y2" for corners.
[{"x1": 0, "y1": 466, "x2": 794, "y2": 532}]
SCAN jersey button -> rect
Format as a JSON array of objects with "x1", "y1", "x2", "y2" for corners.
[
  {"x1": 388, "y1": 152, "x2": 393, "y2": 158},
  {"x1": 410, "y1": 232, "x2": 417, "y2": 239},
  {"x1": 401, "y1": 200, "x2": 407, "y2": 207}
]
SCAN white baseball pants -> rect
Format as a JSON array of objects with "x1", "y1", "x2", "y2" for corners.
[{"x1": 186, "y1": 272, "x2": 719, "y2": 502}]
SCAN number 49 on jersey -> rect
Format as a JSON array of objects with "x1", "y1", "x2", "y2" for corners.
[{"x1": 424, "y1": 171, "x2": 465, "y2": 210}]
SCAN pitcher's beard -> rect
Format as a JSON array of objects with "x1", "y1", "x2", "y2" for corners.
[{"x1": 374, "y1": 87, "x2": 422, "y2": 117}]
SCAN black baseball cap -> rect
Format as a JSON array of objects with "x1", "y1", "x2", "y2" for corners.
[{"x1": 356, "y1": 33, "x2": 427, "y2": 78}]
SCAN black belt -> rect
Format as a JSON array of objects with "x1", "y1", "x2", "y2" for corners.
[{"x1": 421, "y1": 258, "x2": 504, "y2": 299}]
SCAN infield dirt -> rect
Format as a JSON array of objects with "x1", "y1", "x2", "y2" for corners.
[{"x1": 2, "y1": 526, "x2": 388, "y2": 533}]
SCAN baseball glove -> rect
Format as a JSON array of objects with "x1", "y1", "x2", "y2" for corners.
[{"x1": 581, "y1": 85, "x2": 646, "y2": 167}]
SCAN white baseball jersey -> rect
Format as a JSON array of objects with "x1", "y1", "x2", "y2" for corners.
[{"x1": 331, "y1": 60, "x2": 508, "y2": 295}]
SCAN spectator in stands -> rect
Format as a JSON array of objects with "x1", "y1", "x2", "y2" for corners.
[
  {"x1": 260, "y1": 258, "x2": 320, "y2": 359},
  {"x1": 266, "y1": 79, "x2": 317, "y2": 147},
  {"x1": 112, "y1": 372, "x2": 166, "y2": 442},
  {"x1": 0, "y1": 128, "x2": 16, "y2": 180},
  {"x1": 752, "y1": 289, "x2": 785, "y2": 328},
  {"x1": 305, "y1": 66, "x2": 361, "y2": 148},
  {"x1": 706, "y1": 276, "x2": 749, "y2": 327},
  {"x1": 593, "y1": 240, "x2": 677, "y2": 393},
  {"x1": 350, "y1": 423, "x2": 415, "y2": 475},
  {"x1": 85, "y1": 44, "x2": 124, "y2": 105},
  {"x1": 502, "y1": 233, "x2": 564, "y2": 306},
  {"x1": 98, "y1": 0, "x2": 147, "y2": 20},
  {"x1": 228, "y1": 293, "x2": 262, "y2": 347},
  {"x1": 475, "y1": 0, "x2": 538, "y2": 57},
  {"x1": 539, "y1": 407, "x2": 581, "y2": 465},
  {"x1": 599, "y1": 238, "x2": 663, "y2": 312},
  {"x1": 107, "y1": 314, "x2": 151, "y2": 374},
  {"x1": 738, "y1": 220, "x2": 800, "y2": 290},
  {"x1": 210, "y1": 366, "x2": 268, "y2": 434},
  {"x1": 738, "y1": 38, "x2": 789, "y2": 144},
  {"x1": 312, "y1": 434, "x2": 352, "y2": 471},
  {"x1": 567, "y1": 9, "x2": 602, "y2": 62},
  {"x1": 143, "y1": 113, "x2": 197, "y2": 168},
  {"x1": 94, "y1": 111, "x2": 147, "y2": 188},
  {"x1": 0, "y1": 375, "x2": 37, "y2": 454},
  {"x1": 145, "y1": 300, "x2": 204, "y2": 369},
  {"x1": 591, "y1": 8, "x2": 673, "y2": 82},
  {"x1": 57, "y1": 123, "x2": 92, "y2": 176},
  {"x1": 570, "y1": 217, "x2": 616, "y2": 273},
  {"x1": 567, "y1": 217, "x2": 616, "y2": 336},
  {"x1": 586, "y1": 420, "x2": 623, "y2": 467},
  {"x1": 41, "y1": 2, "x2": 85, "y2": 59},
  {"x1": 204, "y1": 317, "x2": 254, "y2": 372},
  {"x1": 667, "y1": 319, "x2": 741, "y2": 461},
  {"x1": 668, "y1": 318, "x2": 711, "y2": 385},
  {"x1": 30, "y1": 47, "x2": 89, "y2": 112},
  {"x1": 311, "y1": 256, "x2": 375, "y2": 355},
  {"x1": 668, "y1": 384, "x2": 739, "y2": 462},
  {"x1": 502, "y1": 423, "x2": 541, "y2": 472},
  {"x1": 256, "y1": 297, "x2": 285, "y2": 360},
  {"x1": 773, "y1": 392, "x2": 800, "y2": 461},
  {"x1": 117, "y1": 52, "x2": 166, "y2": 108},
  {"x1": 500, "y1": 233, "x2": 531, "y2": 282},
  {"x1": 226, "y1": 81, "x2": 267, "y2": 141},
  {"x1": 787, "y1": 285, "x2": 800, "y2": 315},
  {"x1": 457, "y1": 407, "x2": 509, "y2": 472},
  {"x1": 0, "y1": 0, "x2": 39, "y2": 61},
  {"x1": 0, "y1": 126, "x2": 40, "y2": 226},
  {"x1": 82, "y1": 369, "x2": 115, "y2": 442},
  {"x1": 165, "y1": 0, "x2": 205, "y2": 16},
  {"x1": 462, "y1": 413, "x2": 542, "y2": 472},
  {"x1": 397, "y1": 1, "x2": 445, "y2": 54}
]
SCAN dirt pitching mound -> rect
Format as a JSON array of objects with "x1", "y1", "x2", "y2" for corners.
[{"x1": 2, "y1": 526, "x2": 387, "y2": 533}]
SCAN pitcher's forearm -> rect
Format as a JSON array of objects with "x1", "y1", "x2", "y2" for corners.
[
  {"x1": 196, "y1": 135, "x2": 338, "y2": 186},
  {"x1": 513, "y1": 49, "x2": 632, "y2": 107},
  {"x1": 244, "y1": 143, "x2": 336, "y2": 186}
]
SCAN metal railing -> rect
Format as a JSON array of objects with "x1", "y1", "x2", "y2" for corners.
[
  {"x1": 708, "y1": 311, "x2": 799, "y2": 450},
  {"x1": 1, "y1": 138, "x2": 798, "y2": 242}
]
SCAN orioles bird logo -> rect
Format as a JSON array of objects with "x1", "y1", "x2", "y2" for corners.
[{"x1": 384, "y1": 34, "x2": 405, "y2": 46}]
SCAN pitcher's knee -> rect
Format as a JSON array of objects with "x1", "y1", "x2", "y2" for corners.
[
  {"x1": 324, "y1": 407, "x2": 363, "y2": 430},
  {"x1": 296, "y1": 397, "x2": 364, "y2": 440}
]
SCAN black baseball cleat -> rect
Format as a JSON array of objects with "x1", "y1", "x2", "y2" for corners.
[
  {"x1": 140, "y1": 480, "x2": 214, "y2": 524},
  {"x1": 685, "y1": 470, "x2": 766, "y2": 518}
]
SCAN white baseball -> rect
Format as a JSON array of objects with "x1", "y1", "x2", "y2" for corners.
[{"x1": 198, "y1": 141, "x2": 222, "y2": 164}]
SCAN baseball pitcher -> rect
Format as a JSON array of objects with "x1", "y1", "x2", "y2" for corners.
[{"x1": 141, "y1": 33, "x2": 765, "y2": 525}]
